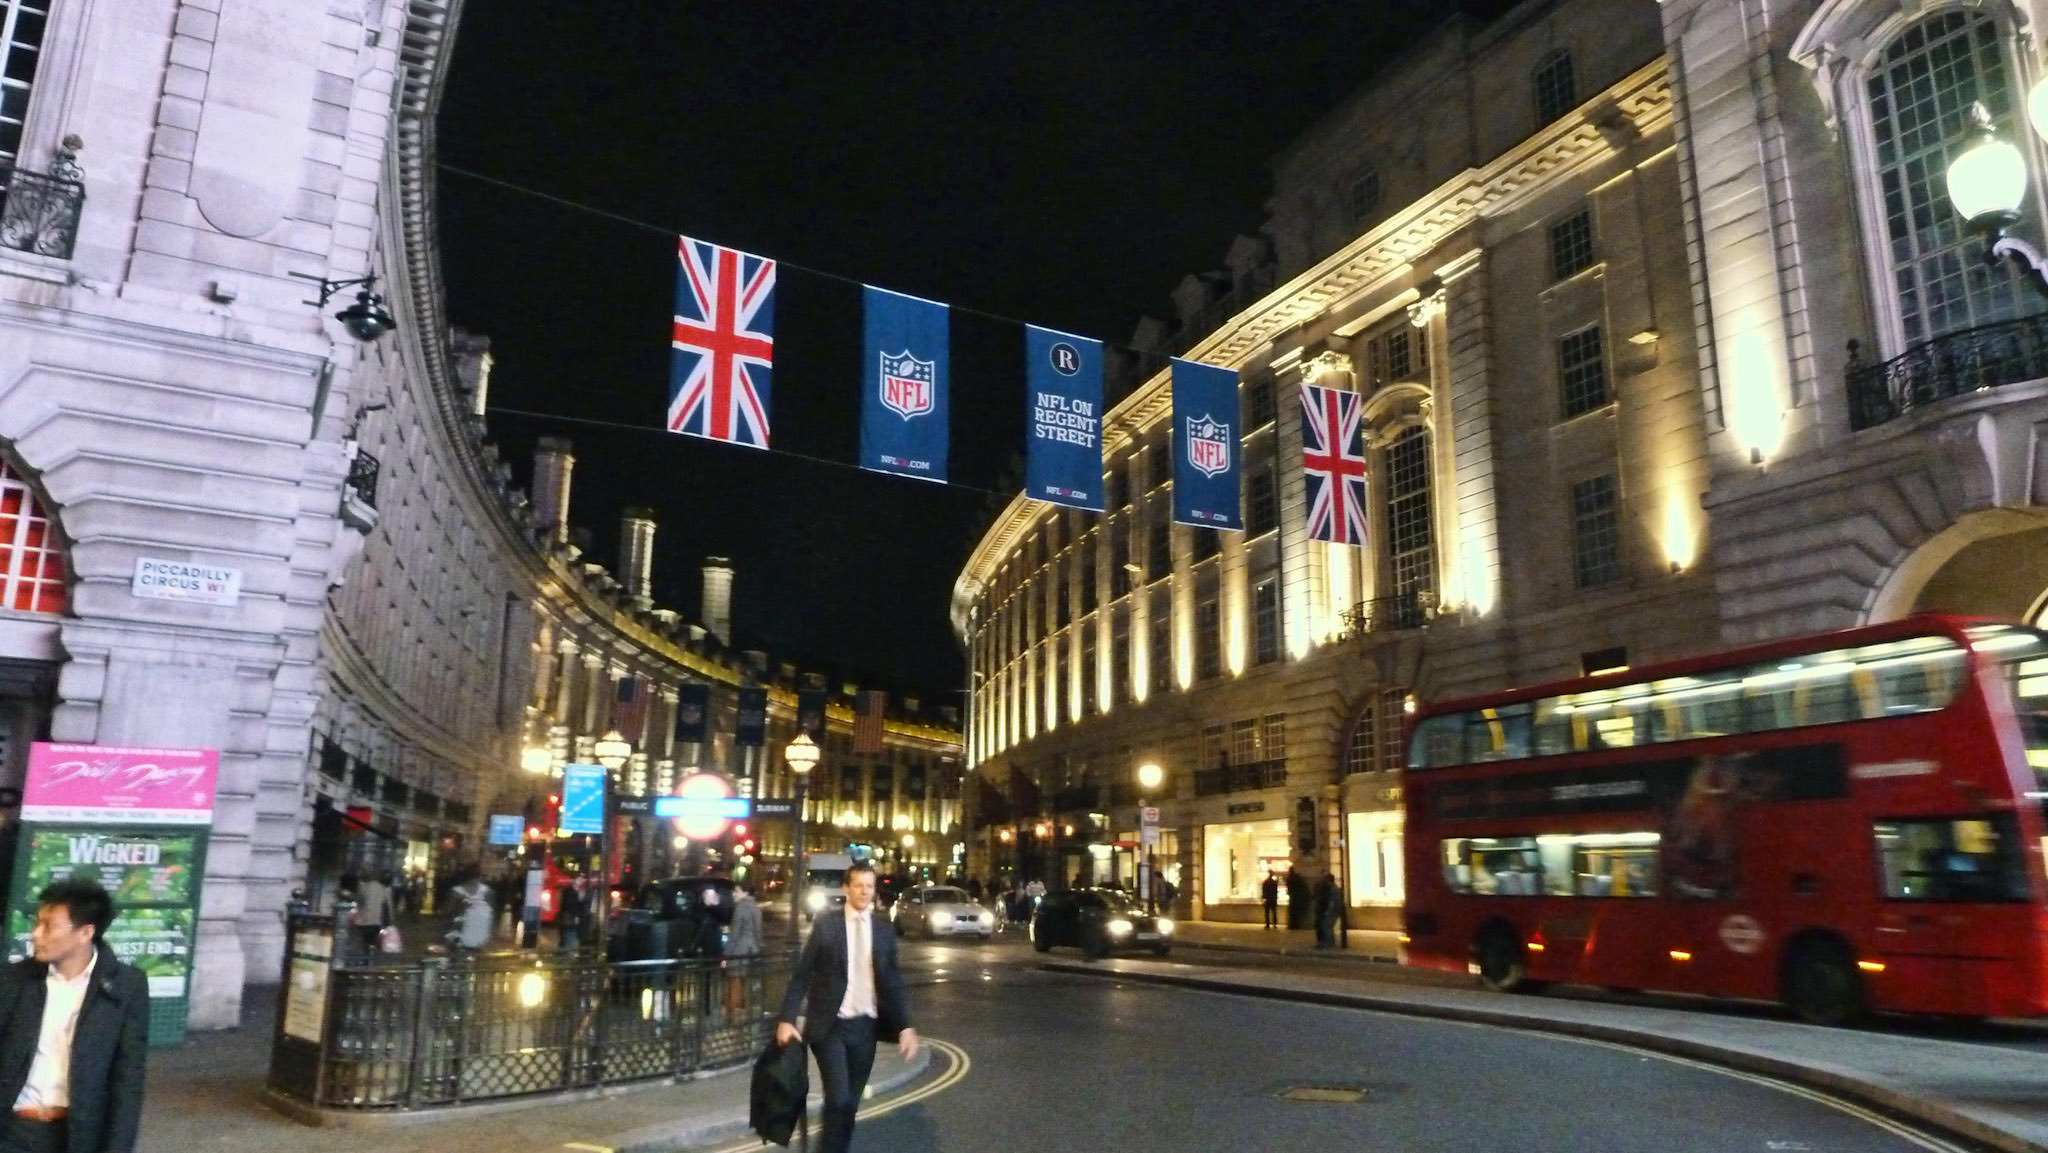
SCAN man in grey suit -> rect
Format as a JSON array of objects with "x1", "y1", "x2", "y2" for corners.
[{"x1": 774, "y1": 862, "x2": 918, "y2": 1153}]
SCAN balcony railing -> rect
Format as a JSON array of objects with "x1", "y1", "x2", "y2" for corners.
[
  {"x1": 1192, "y1": 758, "x2": 1287, "y2": 797},
  {"x1": 0, "y1": 162, "x2": 85, "y2": 260},
  {"x1": 1845, "y1": 316, "x2": 2048, "y2": 431},
  {"x1": 346, "y1": 448, "x2": 382, "y2": 510},
  {"x1": 1341, "y1": 591, "x2": 1430, "y2": 637}
]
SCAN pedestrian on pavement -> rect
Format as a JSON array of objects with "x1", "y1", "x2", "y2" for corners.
[
  {"x1": 727, "y1": 881, "x2": 763, "y2": 958},
  {"x1": 774, "y1": 862, "x2": 918, "y2": 1153},
  {"x1": 1285, "y1": 868, "x2": 1310, "y2": 930},
  {"x1": 1261, "y1": 871, "x2": 1280, "y2": 929},
  {"x1": 448, "y1": 869, "x2": 495, "y2": 956},
  {"x1": 0, "y1": 877, "x2": 149, "y2": 1153},
  {"x1": 1313, "y1": 871, "x2": 1342, "y2": 948},
  {"x1": 1157, "y1": 873, "x2": 1178, "y2": 913},
  {"x1": 354, "y1": 872, "x2": 394, "y2": 954},
  {"x1": 725, "y1": 881, "x2": 763, "y2": 1017},
  {"x1": 556, "y1": 877, "x2": 588, "y2": 952}
]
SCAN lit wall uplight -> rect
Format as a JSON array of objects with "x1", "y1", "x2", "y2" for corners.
[
  {"x1": 1726, "y1": 321, "x2": 1789, "y2": 464},
  {"x1": 1662, "y1": 493, "x2": 1698, "y2": 572},
  {"x1": 1460, "y1": 524, "x2": 1498, "y2": 617},
  {"x1": 1226, "y1": 577, "x2": 1247, "y2": 677}
]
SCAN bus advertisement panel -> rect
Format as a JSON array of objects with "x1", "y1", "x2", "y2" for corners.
[{"x1": 1400, "y1": 616, "x2": 2048, "y2": 1023}]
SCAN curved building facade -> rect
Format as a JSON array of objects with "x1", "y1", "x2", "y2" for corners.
[{"x1": 956, "y1": 0, "x2": 1717, "y2": 927}]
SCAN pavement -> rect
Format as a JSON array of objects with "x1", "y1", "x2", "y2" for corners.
[{"x1": 135, "y1": 912, "x2": 2048, "y2": 1152}]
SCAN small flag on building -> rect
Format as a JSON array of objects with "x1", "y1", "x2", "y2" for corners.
[
  {"x1": 674, "y1": 683, "x2": 710, "y2": 745},
  {"x1": 735, "y1": 687, "x2": 768, "y2": 747},
  {"x1": 1300, "y1": 382, "x2": 1369, "y2": 545},
  {"x1": 853, "y1": 689, "x2": 887, "y2": 754},
  {"x1": 614, "y1": 676, "x2": 650, "y2": 743},
  {"x1": 796, "y1": 689, "x2": 828, "y2": 740}
]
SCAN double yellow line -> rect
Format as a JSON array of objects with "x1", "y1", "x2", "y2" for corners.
[{"x1": 667, "y1": 1036, "x2": 972, "y2": 1153}]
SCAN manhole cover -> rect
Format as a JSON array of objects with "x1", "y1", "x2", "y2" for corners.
[{"x1": 1277, "y1": 1085, "x2": 1369, "y2": 1104}]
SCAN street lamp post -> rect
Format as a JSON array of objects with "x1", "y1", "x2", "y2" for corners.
[
  {"x1": 784, "y1": 732, "x2": 819, "y2": 942},
  {"x1": 1136, "y1": 762, "x2": 1164, "y2": 913},
  {"x1": 1946, "y1": 98, "x2": 2048, "y2": 296},
  {"x1": 590, "y1": 731, "x2": 633, "y2": 942}
]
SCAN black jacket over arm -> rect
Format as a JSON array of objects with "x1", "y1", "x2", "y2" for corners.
[
  {"x1": 0, "y1": 944, "x2": 151, "y2": 1153},
  {"x1": 776, "y1": 911, "x2": 910, "y2": 1042}
]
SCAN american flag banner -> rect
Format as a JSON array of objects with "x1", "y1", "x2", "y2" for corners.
[
  {"x1": 669, "y1": 235, "x2": 776, "y2": 449},
  {"x1": 613, "y1": 676, "x2": 650, "y2": 744},
  {"x1": 853, "y1": 689, "x2": 887, "y2": 754},
  {"x1": 1300, "y1": 382, "x2": 1369, "y2": 545}
]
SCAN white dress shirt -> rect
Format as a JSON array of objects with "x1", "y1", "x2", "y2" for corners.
[
  {"x1": 836, "y1": 907, "x2": 876, "y2": 1019},
  {"x1": 15, "y1": 951, "x2": 97, "y2": 1111}
]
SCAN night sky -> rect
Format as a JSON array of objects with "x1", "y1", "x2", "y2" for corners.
[{"x1": 436, "y1": 1, "x2": 1519, "y2": 696}]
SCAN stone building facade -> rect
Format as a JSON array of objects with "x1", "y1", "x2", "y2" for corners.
[
  {"x1": 955, "y1": 0, "x2": 1720, "y2": 927},
  {"x1": 1667, "y1": 0, "x2": 2048, "y2": 636},
  {"x1": 0, "y1": 0, "x2": 961, "y2": 1034},
  {"x1": 0, "y1": 0, "x2": 465, "y2": 1027}
]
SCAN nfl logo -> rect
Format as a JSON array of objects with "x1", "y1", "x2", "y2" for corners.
[
  {"x1": 1186, "y1": 414, "x2": 1232, "y2": 478},
  {"x1": 880, "y1": 350, "x2": 936, "y2": 420}
]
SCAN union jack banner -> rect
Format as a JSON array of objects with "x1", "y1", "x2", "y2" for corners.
[
  {"x1": 1300, "y1": 383, "x2": 1369, "y2": 545},
  {"x1": 613, "y1": 676, "x2": 650, "y2": 744},
  {"x1": 668, "y1": 235, "x2": 775, "y2": 448}
]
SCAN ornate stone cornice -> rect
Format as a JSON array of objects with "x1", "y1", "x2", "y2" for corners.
[{"x1": 954, "y1": 58, "x2": 1674, "y2": 623}]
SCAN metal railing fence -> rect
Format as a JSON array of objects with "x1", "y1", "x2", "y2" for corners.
[
  {"x1": 269, "y1": 947, "x2": 787, "y2": 1111},
  {"x1": 1845, "y1": 316, "x2": 2048, "y2": 430}
]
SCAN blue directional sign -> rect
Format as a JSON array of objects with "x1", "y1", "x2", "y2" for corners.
[
  {"x1": 559, "y1": 764, "x2": 606, "y2": 835},
  {"x1": 487, "y1": 814, "x2": 524, "y2": 845}
]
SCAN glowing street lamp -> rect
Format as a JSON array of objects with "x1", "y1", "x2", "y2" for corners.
[
  {"x1": 785, "y1": 732, "x2": 819, "y2": 939},
  {"x1": 593, "y1": 730, "x2": 632, "y2": 771},
  {"x1": 520, "y1": 746, "x2": 553, "y2": 775},
  {"x1": 1946, "y1": 98, "x2": 2048, "y2": 296},
  {"x1": 1136, "y1": 762, "x2": 1164, "y2": 913}
]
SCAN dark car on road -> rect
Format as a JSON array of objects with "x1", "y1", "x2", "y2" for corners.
[{"x1": 1030, "y1": 887, "x2": 1173, "y2": 958}]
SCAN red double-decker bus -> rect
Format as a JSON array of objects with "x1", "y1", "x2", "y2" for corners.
[{"x1": 1400, "y1": 616, "x2": 2048, "y2": 1024}]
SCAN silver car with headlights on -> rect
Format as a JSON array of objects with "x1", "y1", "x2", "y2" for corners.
[{"x1": 892, "y1": 885, "x2": 996, "y2": 940}]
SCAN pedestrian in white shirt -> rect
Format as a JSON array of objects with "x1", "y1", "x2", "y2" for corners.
[{"x1": 0, "y1": 877, "x2": 150, "y2": 1153}]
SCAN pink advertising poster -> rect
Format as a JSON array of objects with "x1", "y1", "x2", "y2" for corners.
[{"x1": 23, "y1": 743, "x2": 219, "y2": 825}]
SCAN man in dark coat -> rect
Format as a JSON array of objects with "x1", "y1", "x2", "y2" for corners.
[
  {"x1": 775, "y1": 862, "x2": 918, "y2": 1153},
  {"x1": 0, "y1": 877, "x2": 149, "y2": 1153}
]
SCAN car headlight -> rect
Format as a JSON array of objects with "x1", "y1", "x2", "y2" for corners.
[
  {"x1": 929, "y1": 912, "x2": 946, "y2": 929},
  {"x1": 977, "y1": 909, "x2": 994, "y2": 925},
  {"x1": 805, "y1": 890, "x2": 826, "y2": 912},
  {"x1": 1107, "y1": 918, "x2": 1133, "y2": 936},
  {"x1": 1156, "y1": 917, "x2": 1175, "y2": 934}
]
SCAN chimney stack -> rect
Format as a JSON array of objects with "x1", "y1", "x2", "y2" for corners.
[
  {"x1": 451, "y1": 331, "x2": 494, "y2": 416},
  {"x1": 701, "y1": 557, "x2": 734, "y2": 646},
  {"x1": 532, "y1": 438, "x2": 575, "y2": 546},
  {"x1": 619, "y1": 508, "x2": 657, "y2": 609}
]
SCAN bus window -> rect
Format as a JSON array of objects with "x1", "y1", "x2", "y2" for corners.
[
  {"x1": 1442, "y1": 836, "x2": 1541, "y2": 895},
  {"x1": 1471, "y1": 705, "x2": 1533, "y2": 761},
  {"x1": 1571, "y1": 832, "x2": 1660, "y2": 897},
  {"x1": 1412, "y1": 715, "x2": 1467, "y2": 768},
  {"x1": 1968, "y1": 625, "x2": 2048, "y2": 781},
  {"x1": 1874, "y1": 815, "x2": 2027, "y2": 902}
]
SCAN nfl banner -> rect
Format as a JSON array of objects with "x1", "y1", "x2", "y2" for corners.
[
  {"x1": 1024, "y1": 325, "x2": 1104, "y2": 511},
  {"x1": 860, "y1": 285, "x2": 950, "y2": 482},
  {"x1": 674, "y1": 683, "x2": 710, "y2": 745},
  {"x1": 796, "y1": 689, "x2": 828, "y2": 740},
  {"x1": 1171, "y1": 358, "x2": 1243, "y2": 529},
  {"x1": 735, "y1": 687, "x2": 768, "y2": 747},
  {"x1": 669, "y1": 235, "x2": 775, "y2": 449}
]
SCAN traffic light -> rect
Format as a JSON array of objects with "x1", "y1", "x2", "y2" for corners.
[{"x1": 731, "y1": 821, "x2": 756, "y2": 857}]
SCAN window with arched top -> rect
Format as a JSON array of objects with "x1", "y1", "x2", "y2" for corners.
[
  {"x1": 1794, "y1": 2, "x2": 2044, "y2": 354},
  {"x1": 0, "y1": 459, "x2": 65, "y2": 614},
  {"x1": 1385, "y1": 426, "x2": 1434, "y2": 597},
  {"x1": 1868, "y1": 9, "x2": 2031, "y2": 344}
]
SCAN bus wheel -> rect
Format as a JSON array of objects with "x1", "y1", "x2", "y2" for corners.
[
  {"x1": 1476, "y1": 926, "x2": 1533, "y2": 993},
  {"x1": 1784, "y1": 938, "x2": 1863, "y2": 1027}
]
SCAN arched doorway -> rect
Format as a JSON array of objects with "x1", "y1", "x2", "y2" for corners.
[{"x1": 1867, "y1": 509, "x2": 2048, "y2": 625}]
